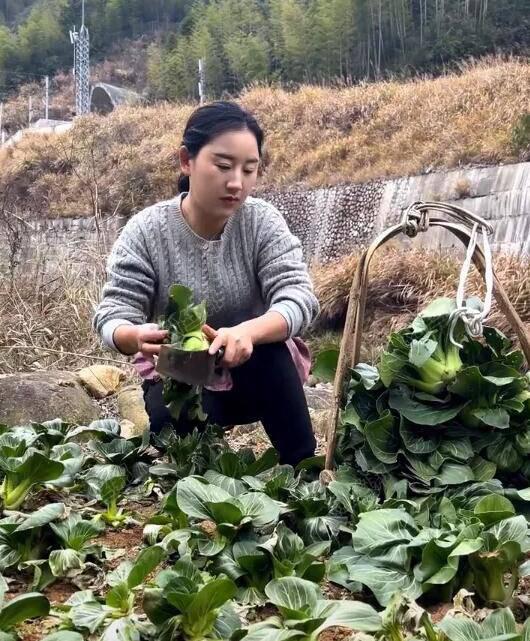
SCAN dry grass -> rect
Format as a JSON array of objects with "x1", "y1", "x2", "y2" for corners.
[
  {"x1": 311, "y1": 247, "x2": 530, "y2": 360},
  {"x1": 245, "y1": 56, "x2": 530, "y2": 187},
  {"x1": 2, "y1": 243, "x2": 528, "y2": 375},
  {"x1": 0, "y1": 57, "x2": 528, "y2": 218},
  {"x1": 0, "y1": 242, "x2": 132, "y2": 375}
]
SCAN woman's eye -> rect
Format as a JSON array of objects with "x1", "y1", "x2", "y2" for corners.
[
  {"x1": 217, "y1": 165, "x2": 231, "y2": 171},
  {"x1": 244, "y1": 169, "x2": 255, "y2": 175}
]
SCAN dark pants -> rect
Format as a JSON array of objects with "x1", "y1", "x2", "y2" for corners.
[{"x1": 142, "y1": 342, "x2": 316, "y2": 466}]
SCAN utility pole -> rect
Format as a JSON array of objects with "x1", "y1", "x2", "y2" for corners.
[
  {"x1": 198, "y1": 58, "x2": 205, "y2": 105},
  {"x1": 69, "y1": 0, "x2": 90, "y2": 116},
  {"x1": 44, "y1": 75, "x2": 49, "y2": 120},
  {"x1": 0, "y1": 103, "x2": 4, "y2": 147},
  {"x1": 28, "y1": 96, "x2": 33, "y2": 126}
]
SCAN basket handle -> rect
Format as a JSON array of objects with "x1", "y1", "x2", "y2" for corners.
[{"x1": 324, "y1": 218, "x2": 530, "y2": 473}]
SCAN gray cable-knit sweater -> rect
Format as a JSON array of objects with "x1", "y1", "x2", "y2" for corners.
[{"x1": 93, "y1": 193, "x2": 319, "y2": 350}]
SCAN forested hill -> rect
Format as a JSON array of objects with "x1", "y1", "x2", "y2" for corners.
[{"x1": 0, "y1": 0, "x2": 528, "y2": 102}]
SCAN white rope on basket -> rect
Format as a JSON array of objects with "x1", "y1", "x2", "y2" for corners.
[
  {"x1": 449, "y1": 221, "x2": 494, "y2": 348},
  {"x1": 399, "y1": 201, "x2": 494, "y2": 347}
]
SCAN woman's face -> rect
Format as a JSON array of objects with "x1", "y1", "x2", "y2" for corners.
[{"x1": 180, "y1": 128, "x2": 260, "y2": 219}]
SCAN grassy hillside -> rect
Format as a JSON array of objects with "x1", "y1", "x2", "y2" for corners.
[{"x1": 1, "y1": 58, "x2": 528, "y2": 218}]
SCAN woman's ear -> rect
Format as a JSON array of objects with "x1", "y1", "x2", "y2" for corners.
[{"x1": 178, "y1": 145, "x2": 191, "y2": 175}]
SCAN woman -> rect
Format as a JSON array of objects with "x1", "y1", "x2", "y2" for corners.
[{"x1": 93, "y1": 101, "x2": 319, "y2": 466}]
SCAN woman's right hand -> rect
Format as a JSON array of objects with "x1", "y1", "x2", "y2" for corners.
[{"x1": 113, "y1": 323, "x2": 168, "y2": 358}]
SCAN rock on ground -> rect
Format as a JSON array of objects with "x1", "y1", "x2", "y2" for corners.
[
  {"x1": 76, "y1": 365, "x2": 126, "y2": 399},
  {"x1": 304, "y1": 384, "x2": 333, "y2": 410},
  {"x1": 117, "y1": 385, "x2": 149, "y2": 436},
  {"x1": 0, "y1": 371, "x2": 99, "y2": 426}
]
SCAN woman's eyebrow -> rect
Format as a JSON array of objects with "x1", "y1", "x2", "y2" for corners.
[{"x1": 213, "y1": 152, "x2": 259, "y2": 164}]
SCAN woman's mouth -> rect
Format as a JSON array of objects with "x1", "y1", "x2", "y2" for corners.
[{"x1": 220, "y1": 196, "x2": 240, "y2": 204}]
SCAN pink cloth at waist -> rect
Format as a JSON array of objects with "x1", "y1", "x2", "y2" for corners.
[{"x1": 132, "y1": 337, "x2": 311, "y2": 391}]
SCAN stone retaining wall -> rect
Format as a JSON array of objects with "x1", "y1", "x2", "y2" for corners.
[{"x1": 1, "y1": 162, "x2": 528, "y2": 271}]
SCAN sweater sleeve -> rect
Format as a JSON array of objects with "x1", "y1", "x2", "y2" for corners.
[
  {"x1": 92, "y1": 214, "x2": 157, "y2": 342},
  {"x1": 256, "y1": 206, "x2": 319, "y2": 337}
]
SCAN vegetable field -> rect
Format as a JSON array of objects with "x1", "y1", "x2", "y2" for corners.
[{"x1": 2, "y1": 297, "x2": 530, "y2": 641}]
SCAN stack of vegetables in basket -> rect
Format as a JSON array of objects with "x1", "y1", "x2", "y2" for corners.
[{"x1": 330, "y1": 297, "x2": 530, "y2": 493}]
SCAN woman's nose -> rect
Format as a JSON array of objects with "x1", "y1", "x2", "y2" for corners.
[{"x1": 227, "y1": 170, "x2": 243, "y2": 191}]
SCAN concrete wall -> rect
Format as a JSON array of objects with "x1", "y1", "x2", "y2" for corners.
[
  {"x1": 1, "y1": 162, "x2": 528, "y2": 271},
  {"x1": 0, "y1": 215, "x2": 124, "y2": 273},
  {"x1": 378, "y1": 162, "x2": 530, "y2": 255}
]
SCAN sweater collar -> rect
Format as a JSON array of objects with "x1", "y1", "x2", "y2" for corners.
[{"x1": 171, "y1": 192, "x2": 240, "y2": 246}]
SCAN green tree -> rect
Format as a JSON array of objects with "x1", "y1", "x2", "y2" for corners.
[
  {"x1": 0, "y1": 24, "x2": 16, "y2": 86},
  {"x1": 16, "y1": 0, "x2": 69, "y2": 76}
]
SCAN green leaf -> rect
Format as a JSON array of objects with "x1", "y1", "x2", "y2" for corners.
[
  {"x1": 239, "y1": 621, "x2": 302, "y2": 641},
  {"x1": 50, "y1": 515, "x2": 103, "y2": 550},
  {"x1": 314, "y1": 599, "x2": 382, "y2": 633},
  {"x1": 330, "y1": 547, "x2": 421, "y2": 606},
  {"x1": 439, "y1": 607, "x2": 520, "y2": 641},
  {"x1": 472, "y1": 408, "x2": 510, "y2": 429},
  {"x1": 469, "y1": 456, "x2": 497, "y2": 482},
  {"x1": 168, "y1": 284, "x2": 193, "y2": 315},
  {"x1": 127, "y1": 545, "x2": 166, "y2": 589},
  {"x1": 1, "y1": 452, "x2": 64, "y2": 509},
  {"x1": 379, "y1": 350, "x2": 408, "y2": 387},
  {"x1": 400, "y1": 419, "x2": 440, "y2": 455},
  {"x1": 438, "y1": 616, "x2": 483, "y2": 641},
  {"x1": 13, "y1": 502, "x2": 65, "y2": 532},
  {"x1": 515, "y1": 430, "x2": 530, "y2": 455},
  {"x1": 183, "y1": 577, "x2": 237, "y2": 638},
  {"x1": 48, "y1": 448, "x2": 85, "y2": 489},
  {"x1": 143, "y1": 587, "x2": 177, "y2": 626},
  {"x1": 0, "y1": 592, "x2": 49, "y2": 629},
  {"x1": 107, "y1": 562, "x2": 133, "y2": 587},
  {"x1": 353, "y1": 363, "x2": 380, "y2": 390},
  {"x1": 70, "y1": 601, "x2": 107, "y2": 633},
  {"x1": 483, "y1": 327, "x2": 512, "y2": 356},
  {"x1": 245, "y1": 448, "x2": 280, "y2": 477},
  {"x1": 523, "y1": 618, "x2": 530, "y2": 641},
  {"x1": 94, "y1": 438, "x2": 136, "y2": 464},
  {"x1": 439, "y1": 438, "x2": 474, "y2": 462},
  {"x1": 106, "y1": 581, "x2": 131, "y2": 612},
  {"x1": 436, "y1": 462, "x2": 475, "y2": 486},
  {"x1": 265, "y1": 577, "x2": 320, "y2": 618},
  {"x1": 419, "y1": 298, "x2": 457, "y2": 319},
  {"x1": 101, "y1": 475, "x2": 126, "y2": 506},
  {"x1": 481, "y1": 608, "x2": 518, "y2": 639},
  {"x1": 312, "y1": 349, "x2": 339, "y2": 383},
  {"x1": 66, "y1": 419, "x2": 120, "y2": 442},
  {"x1": 203, "y1": 471, "x2": 246, "y2": 497},
  {"x1": 49, "y1": 549, "x2": 83, "y2": 577},
  {"x1": 487, "y1": 440, "x2": 523, "y2": 472},
  {"x1": 474, "y1": 495, "x2": 516, "y2": 527},
  {"x1": 211, "y1": 603, "x2": 241, "y2": 640},
  {"x1": 449, "y1": 366, "x2": 517, "y2": 409},
  {"x1": 365, "y1": 411, "x2": 399, "y2": 464},
  {"x1": 42, "y1": 633, "x2": 84, "y2": 641},
  {"x1": 409, "y1": 336, "x2": 438, "y2": 368},
  {"x1": 351, "y1": 509, "x2": 418, "y2": 555},
  {"x1": 489, "y1": 515, "x2": 528, "y2": 547},
  {"x1": 205, "y1": 500, "x2": 244, "y2": 526},
  {"x1": 83, "y1": 464, "x2": 126, "y2": 497},
  {"x1": 177, "y1": 477, "x2": 233, "y2": 520},
  {"x1": 100, "y1": 618, "x2": 140, "y2": 641},
  {"x1": 389, "y1": 388, "x2": 465, "y2": 425},
  {"x1": 236, "y1": 492, "x2": 282, "y2": 529}
]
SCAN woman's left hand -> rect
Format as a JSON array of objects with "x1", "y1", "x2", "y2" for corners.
[{"x1": 203, "y1": 323, "x2": 254, "y2": 368}]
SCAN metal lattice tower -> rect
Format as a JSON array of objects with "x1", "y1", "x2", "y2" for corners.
[{"x1": 69, "y1": 0, "x2": 90, "y2": 115}]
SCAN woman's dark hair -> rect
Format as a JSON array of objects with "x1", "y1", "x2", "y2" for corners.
[{"x1": 178, "y1": 101, "x2": 264, "y2": 193}]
